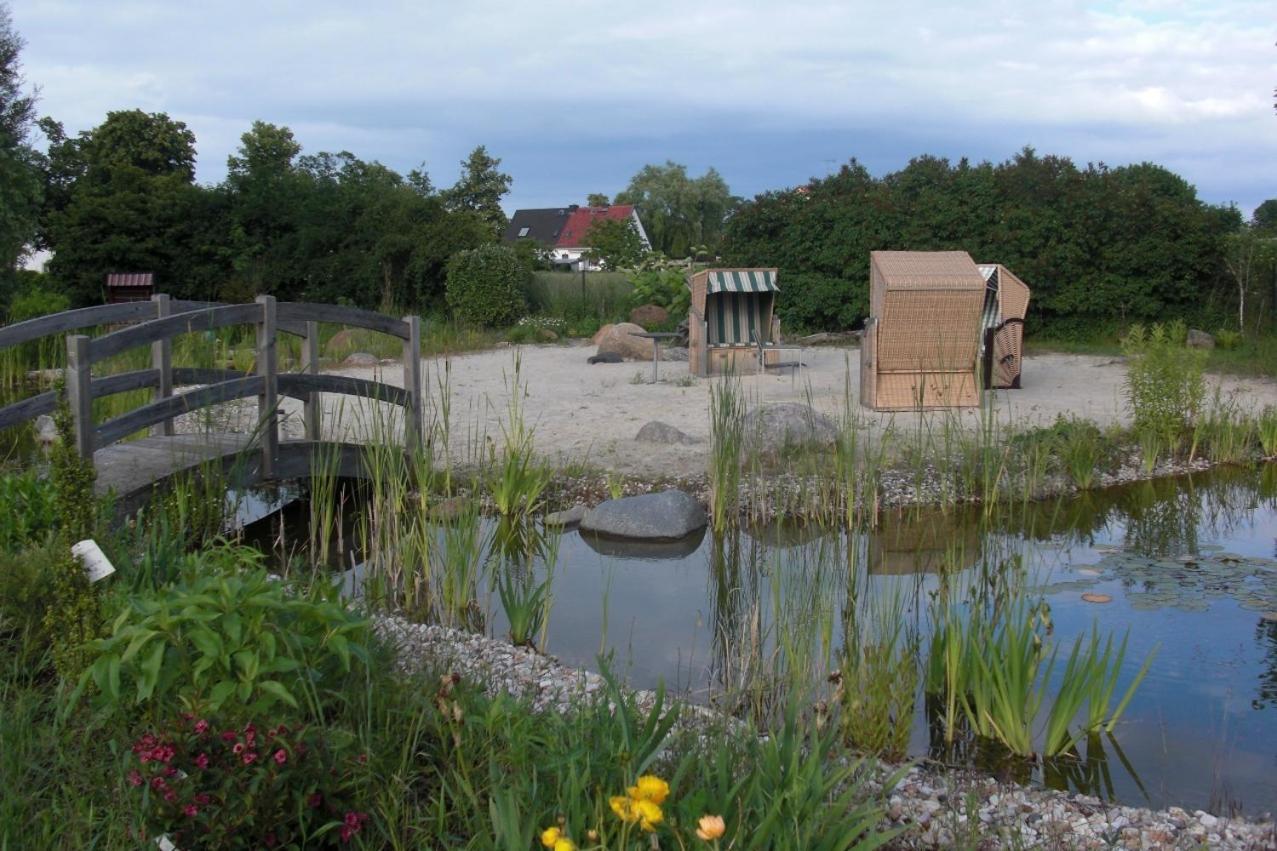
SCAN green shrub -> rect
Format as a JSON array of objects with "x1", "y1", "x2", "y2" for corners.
[
  {"x1": 445, "y1": 244, "x2": 528, "y2": 327},
  {"x1": 774, "y1": 272, "x2": 865, "y2": 334},
  {"x1": 79, "y1": 554, "x2": 369, "y2": 722},
  {"x1": 7, "y1": 286, "x2": 71, "y2": 324},
  {"x1": 1215, "y1": 328, "x2": 1242, "y2": 350},
  {"x1": 1121, "y1": 320, "x2": 1206, "y2": 453},
  {"x1": 0, "y1": 541, "x2": 61, "y2": 671},
  {"x1": 0, "y1": 470, "x2": 58, "y2": 550}
]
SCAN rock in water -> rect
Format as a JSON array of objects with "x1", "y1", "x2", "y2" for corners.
[
  {"x1": 595, "y1": 322, "x2": 657, "y2": 361},
  {"x1": 742, "y1": 403, "x2": 838, "y2": 458},
  {"x1": 629, "y1": 304, "x2": 669, "y2": 329},
  {"x1": 545, "y1": 504, "x2": 587, "y2": 529},
  {"x1": 579, "y1": 489, "x2": 707, "y2": 540},
  {"x1": 635, "y1": 421, "x2": 699, "y2": 445},
  {"x1": 1186, "y1": 329, "x2": 1215, "y2": 349}
]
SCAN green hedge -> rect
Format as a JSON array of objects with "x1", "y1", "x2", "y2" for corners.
[{"x1": 445, "y1": 245, "x2": 527, "y2": 327}]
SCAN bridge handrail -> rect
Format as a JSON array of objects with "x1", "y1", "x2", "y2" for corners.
[
  {"x1": 0, "y1": 301, "x2": 157, "y2": 351},
  {"x1": 87, "y1": 303, "x2": 263, "y2": 363},
  {"x1": 95, "y1": 375, "x2": 265, "y2": 449}
]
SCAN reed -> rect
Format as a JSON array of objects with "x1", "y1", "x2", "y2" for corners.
[
  {"x1": 708, "y1": 376, "x2": 745, "y2": 533},
  {"x1": 487, "y1": 354, "x2": 551, "y2": 522},
  {"x1": 1260, "y1": 405, "x2": 1277, "y2": 458},
  {"x1": 839, "y1": 586, "x2": 918, "y2": 760}
]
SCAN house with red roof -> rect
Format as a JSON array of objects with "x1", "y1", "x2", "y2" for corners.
[{"x1": 503, "y1": 203, "x2": 651, "y2": 270}]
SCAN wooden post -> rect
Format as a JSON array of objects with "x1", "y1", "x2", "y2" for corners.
[
  {"x1": 151, "y1": 293, "x2": 173, "y2": 436},
  {"x1": 302, "y1": 320, "x2": 320, "y2": 441},
  {"x1": 65, "y1": 334, "x2": 93, "y2": 459},
  {"x1": 256, "y1": 296, "x2": 278, "y2": 478},
  {"x1": 402, "y1": 315, "x2": 423, "y2": 447}
]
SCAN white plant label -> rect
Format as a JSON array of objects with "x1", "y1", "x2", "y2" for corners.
[
  {"x1": 156, "y1": 836, "x2": 178, "y2": 851},
  {"x1": 71, "y1": 539, "x2": 115, "y2": 583}
]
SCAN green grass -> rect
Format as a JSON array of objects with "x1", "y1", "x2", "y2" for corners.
[{"x1": 1028, "y1": 330, "x2": 1277, "y2": 378}]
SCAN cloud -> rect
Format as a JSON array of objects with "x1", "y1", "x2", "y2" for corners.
[{"x1": 11, "y1": 0, "x2": 1276, "y2": 211}]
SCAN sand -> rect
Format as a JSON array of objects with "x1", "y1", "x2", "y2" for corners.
[{"x1": 288, "y1": 342, "x2": 1277, "y2": 479}]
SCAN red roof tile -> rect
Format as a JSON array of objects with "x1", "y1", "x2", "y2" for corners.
[{"x1": 555, "y1": 205, "x2": 636, "y2": 248}]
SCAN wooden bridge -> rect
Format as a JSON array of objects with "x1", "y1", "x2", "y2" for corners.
[{"x1": 0, "y1": 295, "x2": 423, "y2": 514}]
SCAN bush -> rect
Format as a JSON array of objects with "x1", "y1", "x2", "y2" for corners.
[
  {"x1": 1215, "y1": 328, "x2": 1243, "y2": 350},
  {"x1": 126, "y1": 716, "x2": 365, "y2": 849},
  {"x1": 80, "y1": 554, "x2": 369, "y2": 722},
  {"x1": 628, "y1": 267, "x2": 689, "y2": 317},
  {"x1": 445, "y1": 245, "x2": 528, "y2": 327},
  {"x1": 1121, "y1": 320, "x2": 1207, "y2": 453},
  {"x1": 774, "y1": 272, "x2": 865, "y2": 334}
]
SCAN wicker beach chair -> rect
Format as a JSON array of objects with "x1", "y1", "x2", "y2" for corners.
[
  {"x1": 688, "y1": 268, "x2": 783, "y2": 376},
  {"x1": 977, "y1": 264, "x2": 1031, "y2": 390},
  {"x1": 860, "y1": 251, "x2": 988, "y2": 410}
]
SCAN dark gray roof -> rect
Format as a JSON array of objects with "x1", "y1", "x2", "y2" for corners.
[{"x1": 503, "y1": 207, "x2": 573, "y2": 246}]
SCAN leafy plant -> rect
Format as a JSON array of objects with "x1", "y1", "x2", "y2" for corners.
[
  {"x1": 78, "y1": 557, "x2": 369, "y2": 722},
  {"x1": 1121, "y1": 320, "x2": 1206, "y2": 456},
  {"x1": 1215, "y1": 328, "x2": 1242, "y2": 350},
  {"x1": 628, "y1": 266, "x2": 689, "y2": 316},
  {"x1": 0, "y1": 470, "x2": 58, "y2": 550}
]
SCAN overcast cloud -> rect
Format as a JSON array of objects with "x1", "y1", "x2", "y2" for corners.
[{"x1": 12, "y1": 0, "x2": 1276, "y2": 212}]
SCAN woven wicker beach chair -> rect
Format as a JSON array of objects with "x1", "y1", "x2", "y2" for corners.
[
  {"x1": 860, "y1": 251, "x2": 988, "y2": 410},
  {"x1": 977, "y1": 264, "x2": 1031, "y2": 390}
]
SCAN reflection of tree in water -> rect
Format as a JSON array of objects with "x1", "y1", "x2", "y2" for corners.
[
  {"x1": 1253, "y1": 617, "x2": 1277, "y2": 711},
  {"x1": 1118, "y1": 479, "x2": 1201, "y2": 556}
]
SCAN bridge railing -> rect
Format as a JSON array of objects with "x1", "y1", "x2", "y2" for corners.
[{"x1": 1, "y1": 294, "x2": 422, "y2": 477}]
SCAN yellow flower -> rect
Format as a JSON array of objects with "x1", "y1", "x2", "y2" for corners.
[
  {"x1": 628, "y1": 775, "x2": 670, "y2": 805},
  {"x1": 553, "y1": 839, "x2": 576, "y2": 851},
  {"x1": 634, "y1": 799, "x2": 663, "y2": 832},
  {"x1": 540, "y1": 826, "x2": 561, "y2": 848},
  {"x1": 696, "y1": 814, "x2": 726, "y2": 841},
  {"x1": 610, "y1": 795, "x2": 638, "y2": 823}
]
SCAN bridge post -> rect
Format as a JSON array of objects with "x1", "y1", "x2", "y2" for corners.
[
  {"x1": 402, "y1": 315, "x2": 423, "y2": 447},
  {"x1": 256, "y1": 295, "x2": 279, "y2": 478},
  {"x1": 65, "y1": 334, "x2": 94, "y2": 458},
  {"x1": 302, "y1": 319, "x2": 321, "y2": 441},
  {"x1": 151, "y1": 294, "x2": 174, "y2": 436}
]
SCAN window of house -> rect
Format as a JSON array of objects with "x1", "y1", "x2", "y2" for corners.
[{"x1": 518, "y1": 227, "x2": 530, "y2": 237}]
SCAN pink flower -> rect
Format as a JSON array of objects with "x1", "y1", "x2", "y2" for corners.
[
  {"x1": 194, "y1": 719, "x2": 209, "y2": 734},
  {"x1": 151, "y1": 777, "x2": 166, "y2": 791},
  {"x1": 264, "y1": 833, "x2": 277, "y2": 848},
  {"x1": 183, "y1": 804, "x2": 198, "y2": 818},
  {"x1": 162, "y1": 789, "x2": 177, "y2": 804},
  {"x1": 194, "y1": 753, "x2": 209, "y2": 770},
  {"x1": 307, "y1": 792, "x2": 323, "y2": 809},
  {"x1": 340, "y1": 825, "x2": 355, "y2": 843},
  {"x1": 273, "y1": 749, "x2": 287, "y2": 765},
  {"x1": 242, "y1": 751, "x2": 258, "y2": 766},
  {"x1": 194, "y1": 793, "x2": 211, "y2": 806},
  {"x1": 232, "y1": 742, "x2": 245, "y2": 755},
  {"x1": 220, "y1": 731, "x2": 237, "y2": 743},
  {"x1": 127, "y1": 770, "x2": 143, "y2": 787}
]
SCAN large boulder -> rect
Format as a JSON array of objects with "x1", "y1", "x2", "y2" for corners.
[
  {"x1": 629, "y1": 304, "x2": 670, "y2": 329},
  {"x1": 579, "y1": 489, "x2": 707, "y2": 541},
  {"x1": 596, "y1": 322, "x2": 657, "y2": 361},
  {"x1": 635, "y1": 420, "x2": 700, "y2": 445},
  {"x1": 1187, "y1": 329, "x2": 1215, "y2": 349},
  {"x1": 742, "y1": 403, "x2": 838, "y2": 457},
  {"x1": 343, "y1": 352, "x2": 379, "y2": 368},
  {"x1": 591, "y1": 324, "x2": 614, "y2": 346}
]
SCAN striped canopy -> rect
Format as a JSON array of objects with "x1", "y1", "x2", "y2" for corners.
[{"x1": 706, "y1": 269, "x2": 779, "y2": 294}]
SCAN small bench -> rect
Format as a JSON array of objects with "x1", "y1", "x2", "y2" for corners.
[{"x1": 751, "y1": 330, "x2": 802, "y2": 375}]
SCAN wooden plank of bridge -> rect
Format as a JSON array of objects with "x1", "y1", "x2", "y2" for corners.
[{"x1": 92, "y1": 432, "x2": 253, "y2": 499}]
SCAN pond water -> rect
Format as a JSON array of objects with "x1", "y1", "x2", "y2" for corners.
[{"x1": 244, "y1": 465, "x2": 1277, "y2": 816}]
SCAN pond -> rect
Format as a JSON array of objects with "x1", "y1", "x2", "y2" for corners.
[{"x1": 243, "y1": 465, "x2": 1277, "y2": 816}]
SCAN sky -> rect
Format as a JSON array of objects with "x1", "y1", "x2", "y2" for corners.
[{"x1": 10, "y1": 0, "x2": 1276, "y2": 215}]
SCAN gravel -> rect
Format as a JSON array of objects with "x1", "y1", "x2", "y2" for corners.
[{"x1": 372, "y1": 613, "x2": 1276, "y2": 850}]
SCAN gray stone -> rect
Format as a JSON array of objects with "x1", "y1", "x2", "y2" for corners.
[
  {"x1": 742, "y1": 402, "x2": 838, "y2": 456},
  {"x1": 587, "y1": 352, "x2": 624, "y2": 365},
  {"x1": 343, "y1": 351, "x2": 379, "y2": 367},
  {"x1": 635, "y1": 420, "x2": 699, "y2": 445},
  {"x1": 579, "y1": 489, "x2": 707, "y2": 540},
  {"x1": 1187, "y1": 329, "x2": 1215, "y2": 349},
  {"x1": 545, "y1": 503, "x2": 587, "y2": 529}
]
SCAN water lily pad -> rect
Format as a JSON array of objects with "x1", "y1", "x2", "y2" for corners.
[{"x1": 1081, "y1": 593, "x2": 1113, "y2": 604}]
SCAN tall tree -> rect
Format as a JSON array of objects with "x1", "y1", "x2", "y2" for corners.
[
  {"x1": 0, "y1": 1, "x2": 40, "y2": 293},
  {"x1": 614, "y1": 161, "x2": 737, "y2": 258},
  {"x1": 443, "y1": 145, "x2": 510, "y2": 239},
  {"x1": 586, "y1": 192, "x2": 610, "y2": 207},
  {"x1": 42, "y1": 110, "x2": 218, "y2": 305}
]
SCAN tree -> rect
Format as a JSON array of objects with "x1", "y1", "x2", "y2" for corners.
[
  {"x1": 582, "y1": 217, "x2": 646, "y2": 269},
  {"x1": 1224, "y1": 227, "x2": 1277, "y2": 332},
  {"x1": 42, "y1": 110, "x2": 214, "y2": 305},
  {"x1": 445, "y1": 244, "x2": 527, "y2": 326},
  {"x1": 586, "y1": 192, "x2": 610, "y2": 207},
  {"x1": 443, "y1": 145, "x2": 510, "y2": 239},
  {"x1": 1253, "y1": 199, "x2": 1277, "y2": 232},
  {"x1": 0, "y1": 1, "x2": 40, "y2": 291},
  {"x1": 615, "y1": 162, "x2": 738, "y2": 257}
]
